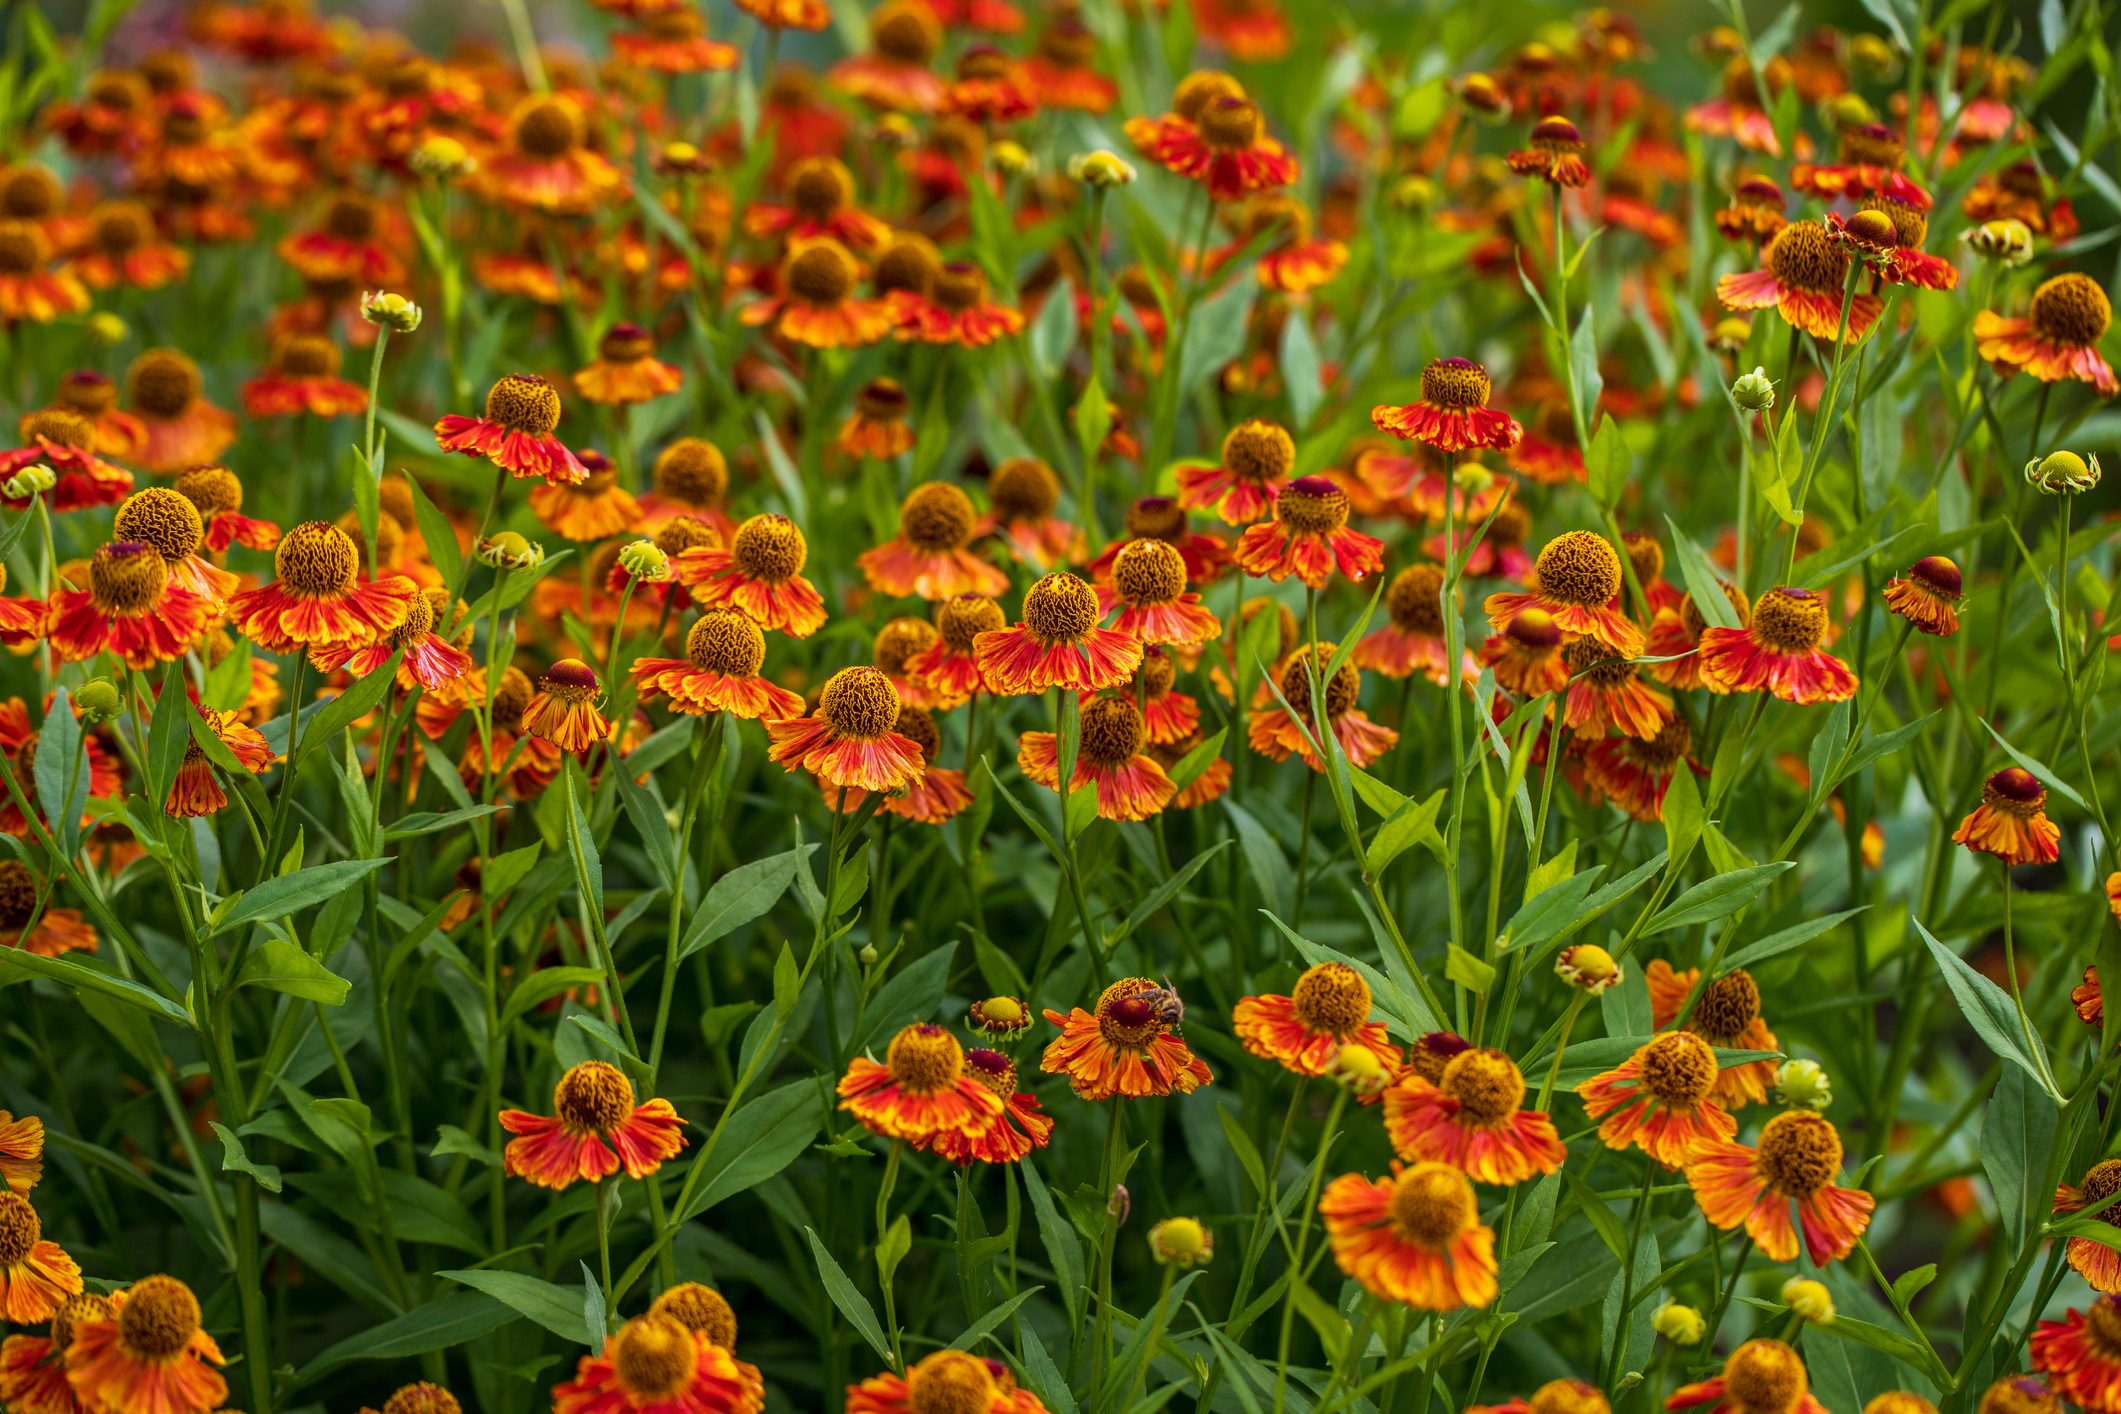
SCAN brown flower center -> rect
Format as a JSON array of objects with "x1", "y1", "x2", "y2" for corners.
[
  {"x1": 1533, "y1": 531, "x2": 1622, "y2": 607},
  {"x1": 2030, "y1": 273, "x2": 2113, "y2": 346},
  {"x1": 654, "y1": 516, "x2": 719, "y2": 557},
  {"x1": 114, "y1": 487, "x2": 204, "y2": 562},
  {"x1": 491, "y1": 667, "x2": 534, "y2": 731},
  {"x1": 874, "y1": 235, "x2": 941, "y2": 297},
  {"x1": 1691, "y1": 969, "x2": 1761, "y2": 1044},
  {"x1": 1681, "y1": 582, "x2": 1751, "y2": 638},
  {"x1": 884, "y1": 1022, "x2": 965, "y2": 1093},
  {"x1": 381, "y1": 1382, "x2": 462, "y2": 1414},
  {"x1": 554, "y1": 1060, "x2": 635, "y2": 1132},
  {"x1": 484, "y1": 374, "x2": 562, "y2": 437},
  {"x1": 610, "y1": 1314, "x2": 695, "y2": 1401},
  {"x1": 324, "y1": 193, "x2": 378, "y2": 241},
  {"x1": 1096, "y1": 977, "x2": 1171, "y2": 1048},
  {"x1": 277, "y1": 335, "x2": 340, "y2": 379},
  {"x1": 650, "y1": 1283, "x2": 738, "y2": 1349},
  {"x1": 895, "y1": 705, "x2": 940, "y2": 761},
  {"x1": 1387, "y1": 565, "x2": 1447, "y2": 635},
  {"x1": 1197, "y1": 97, "x2": 1264, "y2": 150},
  {"x1": 1750, "y1": 587, "x2": 1828, "y2": 653},
  {"x1": 1022, "y1": 572, "x2": 1101, "y2": 644},
  {"x1": 727, "y1": 514, "x2": 805, "y2": 582},
  {"x1": 2085, "y1": 1299, "x2": 2121, "y2": 1362},
  {"x1": 906, "y1": 1350, "x2": 999, "y2": 1414},
  {"x1": 94, "y1": 201, "x2": 153, "y2": 253},
  {"x1": 875, "y1": 617, "x2": 939, "y2": 675},
  {"x1": 117, "y1": 1275, "x2": 203, "y2": 1362},
  {"x1": 129, "y1": 349, "x2": 203, "y2": 418},
  {"x1": 654, "y1": 439, "x2": 728, "y2": 505},
  {"x1": 1562, "y1": 636, "x2": 1639, "y2": 686},
  {"x1": 1907, "y1": 555, "x2": 1962, "y2": 598},
  {"x1": 1839, "y1": 122, "x2": 1904, "y2": 169},
  {"x1": 1723, "y1": 1339, "x2": 1807, "y2": 1414},
  {"x1": 891, "y1": 484, "x2": 972, "y2": 557},
  {"x1": 785, "y1": 241, "x2": 856, "y2": 305},
  {"x1": 275, "y1": 521, "x2": 359, "y2": 597},
  {"x1": 90, "y1": 542, "x2": 169, "y2": 614},
  {"x1": 1112, "y1": 539, "x2": 1187, "y2": 605},
  {"x1": 1756, "y1": 1112, "x2": 1842, "y2": 1198},
  {"x1": 1078, "y1": 694, "x2": 1147, "y2": 768},
  {"x1": 1638, "y1": 1031, "x2": 1718, "y2": 1108},
  {"x1": 1174, "y1": 69, "x2": 1244, "y2": 121},
  {"x1": 856, "y1": 379, "x2": 909, "y2": 422},
  {"x1": 0, "y1": 860, "x2": 35, "y2": 929},
  {"x1": 819, "y1": 666, "x2": 899, "y2": 739},
  {"x1": 1290, "y1": 962, "x2": 1371, "y2": 1036},
  {"x1": 1223, "y1": 419, "x2": 1295, "y2": 481},
  {"x1": 512, "y1": 95, "x2": 582, "y2": 158},
  {"x1": 1276, "y1": 476, "x2": 1350, "y2": 535},
  {"x1": 598, "y1": 323, "x2": 655, "y2": 363},
  {"x1": 1125, "y1": 496, "x2": 1187, "y2": 542},
  {"x1": 1506, "y1": 607, "x2": 1563, "y2": 652},
  {"x1": 0, "y1": 220, "x2": 53, "y2": 275},
  {"x1": 787, "y1": 157, "x2": 853, "y2": 219},
  {"x1": 59, "y1": 372, "x2": 118, "y2": 416},
  {"x1": 870, "y1": 1, "x2": 939, "y2": 63},
  {"x1": 539, "y1": 659, "x2": 599, "y2": 704},
  {"x1": 2081, "y1": 1159, "x2": 2121, "y2": 1218},
  {"x1": 937, "y1": 594, "x2": 1004, "y2": 652},
  {"x1": 1278, "y1": 645, "x2": 1359, "y2": 721},
  {"x1": 1766, "y1": 221, "x2": 1849, "y2": 296},
  {"x1": 1387, "y1": 1162, "x2": 1475, "y2": 1248},
  {"x1": 1420, "y1": 356, "x2": 1492, "y2": 410},
  {"x1": 1440, "y1": 1048, "x2": 1526, "y2": 1126},
  {"x1": 0, "y1": 1191, "x2": 39, "y2": 1264},
  {"x1": 989, "y1": 457, "x2": 1060, "y2": 520},
  {"x1": 963, "y1": 1047, "x2": 1017, "y2": 1098},
  {"x1": 0, "y1": 164, "x2": 60, "y2": 219}
]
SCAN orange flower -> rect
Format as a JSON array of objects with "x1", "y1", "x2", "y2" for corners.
[
  {"x1": 1562, "y1": 638, "x2": 1671, "y2": 740},
  {"x1": 435, "y1": 374, "x2": 590, "y2": 487},
  {"x1": 552, "y1": 1313, "x2": 763, "y2": 1414},
  {"x1": 0, "y1": 1107, "x2": 41, "y2": 1192},
  {"x1": 1953, "y1": 766, "x2": 2062, "y2": 866},
  {"x1": 1716, "y1": 176, "x2": 1790, "y2": 246},
  {"x1": 1233, "y1": 476, "x2": 1384, "y2": 588},
  {"x1": 500, "y1": 1060, "x2": 687, "y2": 1190},
  {"x1": 0, "y1": 565, "x2": 44, "y2": 647},
  {"x1": 1113, "y1": 647, "x2": 1201, "y2": 745},
  {"x1": 974, "y1": 572, "x2": 1143, "y2": 696},
  {"x1": 1016, "y1": 695, "x2": 1176, "y2": 822},
  {"x1": 1383, "y1": 1048, "x2": 1565, "y2": 1186},
  {"x1": 1975, "y1": 273, "x2": 2117, "y2": 395},
  {"x1": 1646, "y1": 583, "x2": 1750, "y2": 691},
  {"x1": 1645, "y1": 959, "x2": 1780, "y2": 1108},
  {"x1": 829, "y1": 4, "x2": 949, "y2": 114},
  {"x1": 1506, "y1": 115, "x2": 1592, "y2": 187},
  {"x1": 1883, "y1": 555, "x2": 1963, "y2": 636},
  {"x1": 64, "y1": 1276, "x2": 226, "y2": 1414},
  {"x1": 1097, "y1": 539, "x2": 1221, "y2": 646},
  {"x1": 1696, "y1": 586, "x2": 1856, "y2": 704},
  {"x1": 858, "y1": 484, "x2": 1010, "y2": 601},
  {"x1": 125, "y1": 349, "x2": 237, "y2": 473},
  {"x1": 767, "y1": 667, "x2": 927, "y2": 793},
  {"x1": 1356, "y1": 564, "x2": 1474, "y2": 688},
  {"x1": 1373, "y1": 358, "x2": 1524, "y2": 455},
  {"x1": 276, "y1": 190, "x2": 403, "y2": 284},
  {"x1": 1667, "y1": 1340, "x2": 1829, "y2": 1414},
  {"x1": 819, "y1": 708, "x2": 974, "y2": 825},
  {"x1": 905, "y1": 595, "x2": 1006, "y2": 707},
  {"x1": 1177, "y1": 419, "x2": 1294, "y2": 526},
  {"x1": 973, "y1": 458, "x2": 1080, "y2": 572},
  {"x1": 54, "y1": 370, "x2": 147, "y2": 460},
  {"x1": 1249, "y1": 643, "x2": 1399, "y2": 772},
  {"x1": 733, "y1": 0, "x2": 829, "y2": 30},
  {"x1": 945, "y1": 46, "x2": 1038, "y2": 124},
  {"x1": 228, "y1": 521, "x2": 420, "y2": 652},
  {"x1": 575, "y1": 324, "x2": 685, "y2": 406},
  {"x1": 0, "y1": 221, "x2": 88, "y2": 324},
  {"x1": 840, "y1": 1023, "x2": 1006, "y2": 1144},
  {"x1": 1718, "y1": 221, "x2": 1883, "y2": 342},
  {"x1": 1576, "y1": 1031, "x2": 1738, "y2": 1167},
  {"x1": 241, "y1": 335, "x2": 368, "y2": 419},
  {"x1": 1089, "y1": 497, "x2": 1231, "y2": 589},
  {"x1": 742, "y1": 239, "x2": 892, "y2": 348},
  {"x1": 1319, "y1": 1162, "x2": 1497, "y2": 1310},
  {"x1": 164, "y1": 698, "x2": 274, "y2": 819},
  {"x1": 474, "y1": 94, "x2": 628, "y2": 216},
  {"x1": 1686, "y1": 1112, "x2": 1874, "y2": 1264},
  {"x1": 848, "y1": 1349, "x2": 1053, "y2": 1414},
  {"x1": 2033, "y1": 1298, "x2": 2121, "y2": 1413},
  {"x1": 675, "y1": 514, "x2": 827, "y2": 638},
  {"x1": 174, "y1": 464, "x2": 280, "y2": 553},
  {"x1": 1023, "y1": 17, "x2": 1116, "y2": 112},
  {"x1": 838, "y1": 378, "x2": 917, "y2": 459},
  {"x1": 1234, "y1": 962, "x2": 1403, "y2": 1079},
  {"x1": 0, "y1": 1290, "x2": 108, "y2": 1414},
  {"x1": 1477, "y1": 606, "x2": 1570, "y2": 697},
  {"x1": 1211, "y1": 193, "x2": 1346, "y2": 292},
  {"x1": 634, "y1": 610, "x2": 806, "y2": 722},
  {"x1": 50, "y1": 543, "x2": 214, "y2": 670},
  {"x1": 1483, "y1": 531, "x2": 1644, "y2": 658},
  {"x1": 1126, "y1": 93, "x2": 1297, "y2": 202},
  {"x1": 2055, "y1": 1159, "x2": 2121, "y2": 1293},
  {"x1": 1150, "y1": 734, "x2": 1232, "y2": 809},
  {"x1": 1686, "y1": 56, "x2": 1805, "y2": 156},
  {"x1": 0, "y1": 1193, "x2": 80, "y2": 1324},
  {"x1": 917, "y1": 1049, "x2": 1053, "y2": 1163},
  {"x1": 610, "y1": 6, "x2": 740, "y2": 73},
  {"x1": 0, "y1": 408, "x2": 132, "y2": 512},
  {"x1": 312, "y1": 589, "x2": 474, "y2": 694},
  {"x1": 521, "y1": 659, "x2": 614, "y2": 753},
  {"x1": 1041, "y1": 977, "x2": 1212, "y2": 1099},
  {"x1": 896, "y1": 261, "x2": 1027, "y2": 346},
  {"x1": 1792, "y1": 122, "x2": 1916, "y2": 202},
  {"x1": 1583, "y1": 718, "x2": 1704, "y2": 822}
]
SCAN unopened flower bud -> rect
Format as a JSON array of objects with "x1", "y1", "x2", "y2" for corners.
[
  {"x1": 1149, "y1": 1217, "x2": 1212, "y2": 1267},
  {"x1": 655, "y1": 140, "x2": 714, "y2": 176},
  {"x1": 2, "y1": 465, "x2": 57, "y2": 499},
  {"x1": 1773, "y1": 1057, "x2": 1833, "y2": 1110},
  {"x1": 1453, "y1": 461, "x2": 1495, "y2": 496},
  {"x1": 362, "y1": 291, "x2": 423, "y2": 332},
  {"x1": 411, "y1": 134, "x2": 476, "y2": 178},
  {"x1": 1556, "y1": 944, "x2": 1622, "y2": 995},
  {"x1": 968, "y1": 995, "x2": 1031, "y2": 1039},
  {"x1": 1824, "y1": 92, "x2": 1876, "y2": 131},
  {"x1": 1710, "y1": 316, "x2": 1752, "y2": 354},
  {"x1": 1732, "y1": 367, "x2": 1776, "y2": 412},
  {"x1": 476, "y1": 530, "x2": 543, "y2": 570},
  {"x1": 2026, "y1": 450, "x2": 2100, "y2": 496},
  {"x1": 87, "y1": 311, "x2": 128, "y2": 346},
  {"x1": 1457, "y1": 72, "x2": 1510, "y2": 121},
  {"x1": 1653, "y1": 1303, "x2": 1705, "y2": 1345},
  {"x1": 1327, "y1": 1043, "x2": 1391, "y2": 1095},
  {"x1": 1068, "y1": 150, "x2": 1136, "y2": 188},
  {"x1": 990, "y1": 140, "x2": 1036, "y2": 177},
  {"x1": 1389, "y1": 174, "x2": 1437, "y2": 212},
  {"x1": 617, "y1": 540, "x2": 671, "y2": 582},
  {"x1": 1782, "y1": 1277, "x2": 1835, "y2": 1325},
  {"x1": 74, "y1": 680, "x2": 122, "y2": 724},
  {"x1": 859, "y1": 943, "x2": 879, "y2": 966},
  {"x1": 872, "y1": 114, "x2": 918, "y2": 149},
  {"x1": 1848, "y1": 33, "x2": 1901, "y2": 81},
  {"x1": 1962, "y1": 218, "x2": 2034, "y2": 267}
]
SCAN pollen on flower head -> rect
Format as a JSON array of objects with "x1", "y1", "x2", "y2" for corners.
[
  {"x1": 1021, "y1": 571, "x2": 1101, "y2": 643},
  {"x1": 0, "y1": 1190, "x2": 40, "y2": 1264},
  {"x1": 539, "y1": 658, "x2": 599, "y2": 703},
  {"x1": 818, "y1": 666, "x2": 900, "y2": 739},
  {"x1": 1691, "y1": 968, "x2": 1761, "y2": 1043},
  {"x1": 1276, "y1": 476, "x2": 1351, "y2": 534},
  {"x1": 483, "y1": 374, "x2": 563, "y2": 437},
  {"x1": 1420, "y1": 356, "x2": 1492, "y2": 410},
  {"x1": 1639, "y1": 1031, "x2": 1718, "y2": 1108},
  {"x1": 1756, "y1": 1111, "x2": 1843, "y2": 1198},
  {"x1": 989, "y1": 457, "x2": 1060, "y2": 520},
  {"x1": 554, "y1": 1060, "x2": 636, "y2": 1133},
  {"x1": 875, "y1": 617, "x2": 938, "y2": 676},
  {"x1": 89, "y1": 542, "x2": 169, "y2": 613},
  {"x1": 1749, "y1": 587, "x2": 1829, "y2": 653},
  {"x1": 1766, "y1": 220, "x2": 1850, "y2": 296},
  {"x1": 1531, "y1": 530, "x2": 1622, "y2": 607},
  {"x1": 653, "y1": 516, "x2": 719, "y2": 559},
  {"x1": 1529, "y1": 1378, "x2": 1610, "y2": 1414},
  {"x1": 894, "y1": 705, "x2": 940, "y2": 761},
  {"x1": 276, "y1": 521, "x2": 360, "y2": 596},
  {"x1": 1380, "y1": 565, "x2": 1445, "y2": 635},
  {"x1": 1722, "y1": 1338, "x2": 1809, "y2": 1414},
  {"x1": 936, "y1": 593, "x2": 1004, "y2": 651},
  {"x1": 510, "y1": 94, "x2": 583, "y2": 158},
  {"x1": 654, "y1": 438, "x2": 729, "y2": 504},
  {"x1": 1079, "y1": 694, "x2": 1148, "y2": 768},
  {"x1": 1113, "y1": 539, "x2": 1187, "y2": 604},
  {"x1": 1278, "y1": 644, "x2": 1359, "y2": 721},
  {"x1": 905, "y1": 1349, "x2": 999, "y2": 1414},
  {"x1": 2029, "y1": 273, "x2": 2112, "y2": 345},
  {"x1": 50, "y1": 1292, "x2": 115, "y2": 1354},
  {"x1": 114, "y1": 486, "x2": 205, "y2": 562},
  {"x1": 650, "y1": 1282, "x2": 738, "y2": 1349},
  {"x1": 962, "y1": 1046, "x2": 1017, "y2": 1099},
  {"x1": 1222, "y1": 419, "x2": 1295, "y2": 481},
  {"x1": 128, "y1": 348, "x2": 203, "y2": 417},
  {"x1": 1290, "y1": 962, "x2": 1372, "y2": 1036},
  {"x1": 785, "y1": 240, "x2": 858, "y2": 304},
  {"x1": 117, "y1": 1274, "x2": 204, "y2": 1360},
  {"x1": 1173, "y1": 69, "x2": 1244, "y2": 121},
  {"x1": 1439, "y1": 1048, "x2": 1526, "y2": 1126},
  {"x1": 1196, "y1": 96, "x2": 1264, "y2": 150},
  {"x1": 610, "y1": 1314, "x2": 694, "y2": 1401},
  {"x1": 1865, "y1": 1395, "x2": 1939, "y2": 1414},
  {"x1": 899, "y1": 482, "x2": 977, "y2": 552},
  {"x1": 1387, "y1": 1162, "x2": 1476, "y2": 1248},
  {"x1": 885, "y1": 1023, "x2": 965, "y2": 1094},
  {"x1": 19, "y1": 406, "x2": 95, "y2": 450},
  {"x1": 0, "y1": 859, "x2": 35, "y2": 928},
  {"x1": 381, "y1": 1383, "x2": 462, "y2": 1414}
]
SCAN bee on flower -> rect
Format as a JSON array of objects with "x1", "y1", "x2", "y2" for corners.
[{"x1": 1042, "y1": 977, "x2": 1211, "y2": 1099}]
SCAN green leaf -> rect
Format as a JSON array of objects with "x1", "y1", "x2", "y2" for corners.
[
  {"x1": 438, "y1": 1269, "x2": 593, "y2": 1345},
  {"x1": 299, "y1": 654, "x2": 402, "y2": 755},
  {"x1": 209, "y1": 859, "x2": 388, "y2": 936},
  {"x1": 1178, "y1": 280, "x2": 1254, "y2": 390},
  {"x1": 1723, "y1": 908, "x2": 1867, "y2": 972},
  {"x1": 856, "y1": 944, "x2": 957, "y2": 1052},
  {"x1": 1022, "y1": 1158, "x2": 1085, "y2": 1335},
  {"x1": 202, "y1": 635, "x2": 254, "y2": 714},
  {"x1": 146, "y1": 663, "x2": 192, "y2": 803},
  {"x1": 1919, "y1": 920, "x2": 2061, "y2": 1099},
  {"x1": 1222, "y1": 799, "x2": 1291, "y2": 917},
  {"x1": 0, "y1": 947, "x2": 191, "y2": 1026},
  {"x1": 1365, "y1": 788, "x2": 1447, "y2": 877},
  {"x1": 562, "y1": 766, "x2": 604, "y2": 915},
  {"x1": 1832, "y1": 711, "x2": 1936, "y2": 788},
  {"x1": 234, "y1": 940, "x2": 352, "y2": 1005},
  {"x1": 291, "y1": 1293, "x2": 511, "y2": 1389},
  {"x1": 1641, "y1": 862, "x2": 1793, "y2": 935},
  {"x1": 1664, "y1": 516, "x2": 1742, "y2": 630},
  {"x1": 1982, "y1": 1064, "x2": 2058, "y2": 1252},
  {"x1": 499, "y1": 966, "x2": 607, "y2": 1028},
  {"x1": 33, "y1": 689, "x2": 87, "y2": 857},
  {"x1": 876, "y1": 1213, "x2": 912, "y2": 1286},
  {"x1": 1500, "y1": 867, "x2": 1606, "y2": 957},
  {"x1": 1445, "y1": 944, "x2": 1495, "y2": 995},
  {"x1": 208, "y1": 1120, "x2": 282, "y2": 1192},
  {"x1": 1584, "y1": 417, "x2": 1630, "y2": 509},
  {"x1": 482, "y1": 843, "x2": 543, "y2": 900},
  {"x1": 1980, "y1": 719, "x2": 2090, "y2": 811},
  {"x1": 1280, "y1": 314, "x2": 1324, "y2": 427},
  {"x1": 1167, "y1": 728, "x2": 1227, "y2": 791},
  {"x1": 406, "y1": 476, "x2": 465, "y2": 606},
  {"x1": 803, "y1": 1227, "x2": 893, "y2": 1361},
  {"x1": 679, "y1": 1081, "x2": 824, "y2": 1220},
  {"x1": 679, "y1": 846, "x2": 809, "y2": 961},
  {"x1": 1661, "y1": 758, "x2": 1705, "y2": 869},
  {"x1": 1111, "y1": 840, "x2": 1231, "y2": 947},
  {"x1": 382, "y1": 805, "x2": 504, "y2": 840}
]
